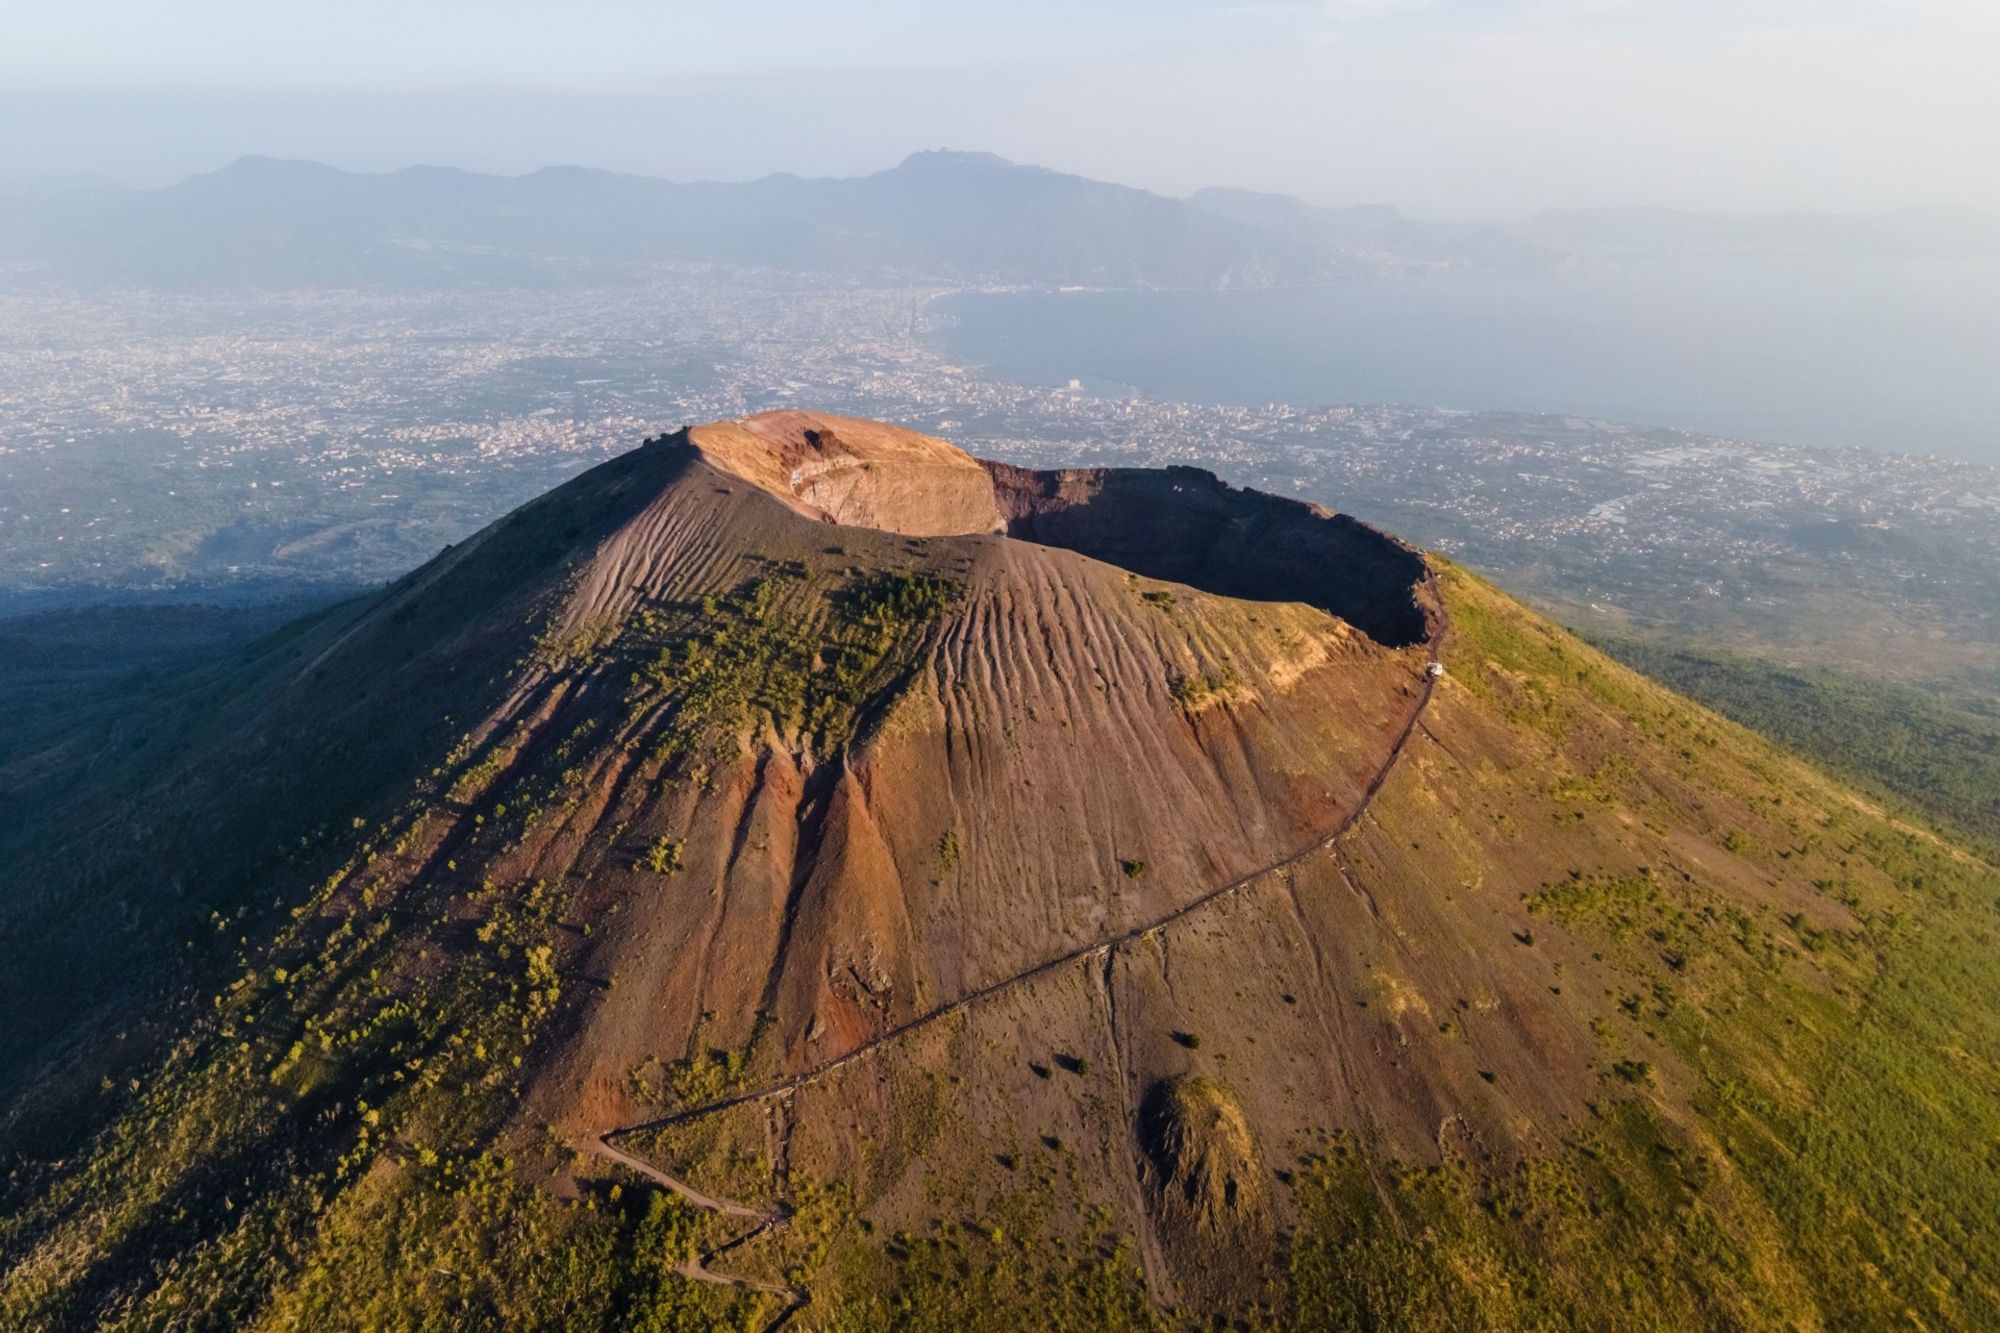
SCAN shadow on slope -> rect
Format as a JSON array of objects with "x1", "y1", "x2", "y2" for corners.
[{"x1": 984, "y1": 461, "x2": 1431, "y2": 648}]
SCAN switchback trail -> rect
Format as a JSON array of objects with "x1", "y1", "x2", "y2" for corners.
[
  {"x1": 581, "y1": 1135, "x2": 807, "y2": 1321},
  {"x1": 586, "y1": 577, "x2": 1446, "y2": 1322},
  {"x1": 587, "y1": 1136, "x2": 777, "y2": 1223}
]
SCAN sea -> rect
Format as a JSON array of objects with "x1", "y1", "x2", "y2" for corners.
[{"x1": 932, "y1": 255, "x2": 2000, "y2": 464}]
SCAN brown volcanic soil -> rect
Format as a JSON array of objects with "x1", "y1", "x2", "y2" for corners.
[{"x1": 481, "y1": 414, "x2": 1445, "y2": 1134}]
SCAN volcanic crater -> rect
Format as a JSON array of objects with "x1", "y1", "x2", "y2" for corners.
[{"x1": 686, "y1": 409, "x2": 1435, "y2": 648}]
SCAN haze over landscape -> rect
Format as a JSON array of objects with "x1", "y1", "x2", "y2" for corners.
[
  {"x1": 9, "y1": 0, "x2": 2000, "y2": 217},
  {"x1": 4, "y1": 3, "x2": 2000, "y2": 1330}
]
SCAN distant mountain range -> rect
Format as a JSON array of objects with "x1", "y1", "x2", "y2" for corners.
[
  {"x1": 0, "y1": 152, "x2": 1318, "y2": 290},
  {"x1": 1, "y1": 149, "x2": 1993, "y2": 290}
]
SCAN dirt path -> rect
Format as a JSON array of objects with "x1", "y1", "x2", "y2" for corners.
[
  {"x1": 586, "y1": 1135, "x2": 780, "y2": 1222},
  {"x1": 589, "y1": 581, "x2": 1447, "y2": 1321},
  {"x1": 614, "y1": 613, "x2": 1443, "y2": 1140},
  {"x1": 581, "y1": 1136, "x2": 807, "y2": 1317}
]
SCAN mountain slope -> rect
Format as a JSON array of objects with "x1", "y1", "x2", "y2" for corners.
[
  {"x1": 3, "y1": 414, "x2": 1998, "y2": 1330},
  {"x1": 12, "y1": 158, "x2": 1990, "y2": 292},
  {"x1": 10, "y1": 152, "x2": 1316, "y2": 290},
  {"x1": 1186, "y1": 186, "x2": 1548, "y2": 275}
]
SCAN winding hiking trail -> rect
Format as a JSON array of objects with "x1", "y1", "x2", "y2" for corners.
[
  {"x1": 582, "y1": 1134, "x2": 805, "y2": 1317},
  {"x1": 582, "y1": 578, "x2": 1447, "y2": 1325}
]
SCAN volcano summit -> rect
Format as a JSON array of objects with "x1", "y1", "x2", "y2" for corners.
[{"x1": 3, "y1": 414, "x2": 1999, "y2": 1329}]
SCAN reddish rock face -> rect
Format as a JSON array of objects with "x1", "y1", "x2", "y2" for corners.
[
  {"x1": 508, "y1": 414, "x2": 1443, "y2": 1143},
  {"x1": 688, "y1": 410, "x2": 1006, "y2": 537}
]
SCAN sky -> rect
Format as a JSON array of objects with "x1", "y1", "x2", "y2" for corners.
[{"x1": 4, "y1": 0, "x2": 1998, "y2": 218}]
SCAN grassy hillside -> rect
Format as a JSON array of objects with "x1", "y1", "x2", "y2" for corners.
[
  {"x1": 1593, "y1": 633, "x2": 2000, "y2": 855},
  {"x1": 0, "y1": 600, "x2": 323, "y2": 769},
  {"x1": 1272, "y1": 565, "x2": 2000, "y2": 1327}
]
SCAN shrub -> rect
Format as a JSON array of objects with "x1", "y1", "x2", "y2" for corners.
[{"x1": 642, "y1": 837, "x2": 684, "y2": 875}]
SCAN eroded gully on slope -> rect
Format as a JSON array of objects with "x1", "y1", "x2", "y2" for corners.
[{"x1": 580, "y1": 577, "x2": 1446, "y2": 1325}]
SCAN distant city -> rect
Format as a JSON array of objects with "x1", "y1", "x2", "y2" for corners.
[{"x1": 3, "y1": 267, "x2": 1997, "y2": 681}]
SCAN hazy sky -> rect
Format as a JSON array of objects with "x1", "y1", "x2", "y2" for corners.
[{"x1": 5, "y1": 0, "x2": 1998, "y2": 217}]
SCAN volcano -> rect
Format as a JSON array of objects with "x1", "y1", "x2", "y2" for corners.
[{"x1": 3, "y1": 412, "x2": 1998, "y2": 1330}]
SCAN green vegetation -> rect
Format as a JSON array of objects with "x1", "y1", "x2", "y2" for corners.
[
  {"x1": 1526, "y1": 867, "x2": 1779, "y2": 973},
  {"x1": 1291, "y1": 1106, "x2": 1776, "y2": 1330},
  {"x1": 1594, "y1": 633, "x2": 2000, "y2": 853},
  {"x1": 1289, "y1": 802, "x2": 2000, "y2": 1330},
  {"x1": 1320, "y1": 564, "x2": 2000, "y2": 1330},
  {"x1": 620, "y1": 1098, "x2": 776, "y2": 1217},
  {"x1": 620, "y1": 565, "x2": 961, "y2": 772},
  {"x1": 259, "y1": 1157, "x2": 764, "y2": 1330},
  {"x1": 847, "y1": 571, "x2": 961, "y2": 626},
  {"x1": 1168, "y1": 665, "x2": 1241, "y2": 711},
  {"x1": 828, "y1": 1220, "x2": 1159, "y2": 1331},
  {"x1": 642, "y1": 836, "x2": 685, "y2": 875},
  {"x1": 806, "y1": 1159, "x2": 1160, "y2": 1331},
  {"x1": 0, "y1": 452, "x2": 657, "y2": 1097},
  {"x1": 0, "y1": 834, "x2": 768, "y2": 1329},
  {"x1": 628, "y1": 1048, "x2": 749, "y2": 1109}
]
